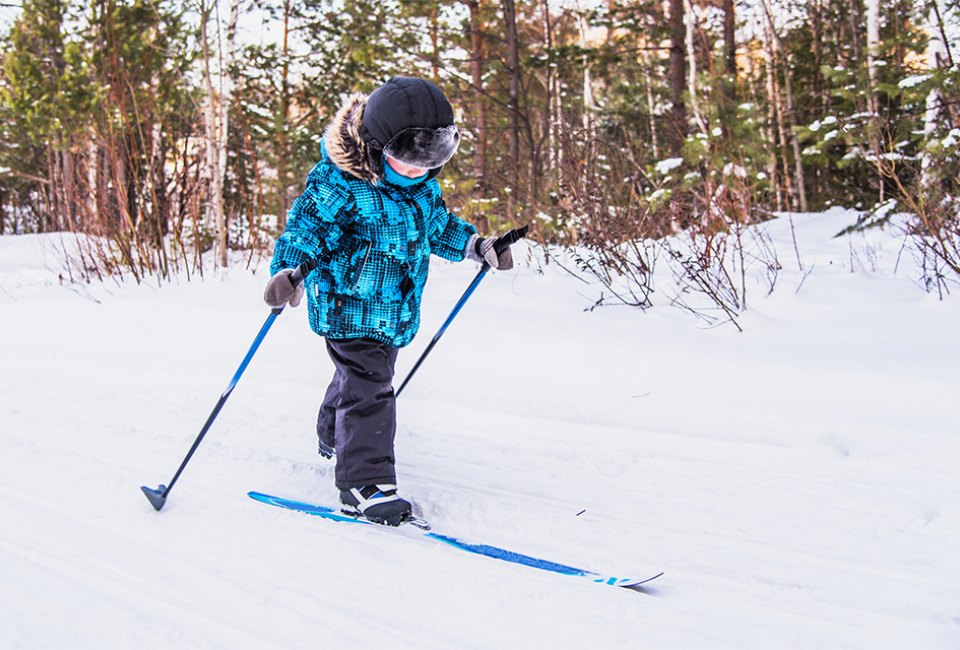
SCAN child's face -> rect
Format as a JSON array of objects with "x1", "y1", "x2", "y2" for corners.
[{"x1": 385, "y1": 156, "x2": 428, "y2": 178}]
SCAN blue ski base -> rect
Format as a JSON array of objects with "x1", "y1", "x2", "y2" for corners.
[{"x1": 248, "y1": 491, "x2": 662, "y2": 590}]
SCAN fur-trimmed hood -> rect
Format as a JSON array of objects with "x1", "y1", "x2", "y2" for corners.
[
  {"x1": 323, "y1": 78, "x2": 459, "y2": 184},
  {"x1": 324, "y1": 93, "x2": 376, "y2": 183}
]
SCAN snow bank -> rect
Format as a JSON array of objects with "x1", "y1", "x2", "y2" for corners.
[{"x1": 1, "y1": 210, "x2": 958, "y2": 649}]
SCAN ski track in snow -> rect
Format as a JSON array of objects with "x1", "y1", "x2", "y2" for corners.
[{"x1": 1, "y1": 211, "x2": 959, "y2": 649}]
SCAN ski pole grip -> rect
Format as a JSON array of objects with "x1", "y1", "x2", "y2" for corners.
[
  {"x1": 289, "y1": 257, "x2": 319, "y2": 286},
  {"x1": 493, "y1": 224, "x2": 530, "y2": 255}
]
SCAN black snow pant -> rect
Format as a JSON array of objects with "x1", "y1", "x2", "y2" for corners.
[{"x1": 316, "y1": 337, "x2": 399, "y2": 490}]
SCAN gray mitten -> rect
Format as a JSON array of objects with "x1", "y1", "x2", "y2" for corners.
[
  {"x1": 466, "y1": 233, "x2": 514, "y2": 270},
  {"x1": 263, "y1": 268, "x2": 304, "y2": 308}
]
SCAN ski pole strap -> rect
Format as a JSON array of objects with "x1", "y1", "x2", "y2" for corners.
[
  {"x1": 290, "y1": 256, "x2": 319, "y2": 285},
  {"x1": 494, "y1": 224, "x2": 530, "y2": 255}
]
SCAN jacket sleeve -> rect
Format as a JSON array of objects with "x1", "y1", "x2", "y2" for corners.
[
  {"x1": 270, "y1": 170, "x2": 352, "y2": 275},
  {"x1": 426, "y1": 182, "x2": 477, "y2": 262}
]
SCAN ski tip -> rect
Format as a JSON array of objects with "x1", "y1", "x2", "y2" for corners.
[
  {"x1": 618, "y1": 572, "x2": 664, "y2": 590},
  {"x1": 588, "y1": 572, "x2": 664, "y2": 589}
]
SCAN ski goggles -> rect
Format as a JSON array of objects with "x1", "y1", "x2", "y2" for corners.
[{"x1": 382, "y1": 125, "x2": 460, "y2": 169}]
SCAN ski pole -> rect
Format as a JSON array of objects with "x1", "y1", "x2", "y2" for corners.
[
  {"x1": 141, "y1": 257, "x2": 318, "y2": 511},
  {"x1": 396, "y1": 225, "x2": 528, "y2": 398}
]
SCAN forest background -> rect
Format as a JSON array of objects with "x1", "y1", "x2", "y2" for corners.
[{"x1": 1, "y1": 0, "x2": 958, "y2": 315}]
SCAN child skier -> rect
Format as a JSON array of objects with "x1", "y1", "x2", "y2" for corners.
[{"x1": 263, "y1": 77, "x2": 515, "y2": 526}]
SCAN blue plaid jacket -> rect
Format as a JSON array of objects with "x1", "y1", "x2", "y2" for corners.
[{"x1": 270, "y1": 142, "x2": 476, "y2": 348}]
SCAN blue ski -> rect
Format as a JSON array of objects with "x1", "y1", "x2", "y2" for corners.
[{"x1": 248, "y1": 491, "x2": 662, "y2": 590}]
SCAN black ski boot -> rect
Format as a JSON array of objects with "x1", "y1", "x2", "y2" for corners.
[{"x1": 339, "y1": 484, "x2": 412, "y2": 526}]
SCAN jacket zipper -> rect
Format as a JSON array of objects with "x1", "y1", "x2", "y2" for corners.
[{"x1": 352, "y1": 243, "x2": 371, "y2": 291}]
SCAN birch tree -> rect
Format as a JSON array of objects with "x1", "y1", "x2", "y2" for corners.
[
  {"x1": 217, "y1": 0, "x2": 240, "y2": 267},
  {"x1": 466, "y1": 0, "x2": 488, "y2": 190},
  {"x1": 922, "y1": 0, "x2": 950, "y2": 187},
  {"x1": 759, "y1": 0, "x2": 807, "y2": 212},
  {"x1": 865, "y1": 0, "x2": 884, "y2": 200},
  {"x1": 199, "y1": 0, "x2": 225, "y2": 266},
  {"x1": 684, "y1": 0, "x2": 706, "y2": 133},
  {"x1": 865, "y1": 0, "x2": 880, "y2": 115}
]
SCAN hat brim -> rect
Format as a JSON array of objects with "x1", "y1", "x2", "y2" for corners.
[{"x1": 383, "y1": 125, "x2": 460, "y2": 170}]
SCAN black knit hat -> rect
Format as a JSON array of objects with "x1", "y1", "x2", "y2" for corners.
[{"x1": 360, "y1": 77, "x2": 460, "y2": 178}]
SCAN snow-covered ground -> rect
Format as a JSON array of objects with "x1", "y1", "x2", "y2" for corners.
[{"x1": 1, "y1": 209, "x2": 958, "y2": 649}]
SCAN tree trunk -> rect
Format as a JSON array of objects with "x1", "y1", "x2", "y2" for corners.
[
  {"x1": 684, "y1": 0, "x2": 705, "y2": 133},
  {"x1": 850, "y1": 0, "x2": 863, "y2": 64},
  {"x1": 150, "y1": 121, "x2": 169, "y2": 250},
  {"x1": 200, "y1": 0, "x2": 224, "y2": 262},
  {"x1": 96, "y1": 143, "x2": 109, "y2": 236},
  {"x1": 719, "y1": 0, "x2": 737, "y2": 141},
  {"x1": 669, "y1": 0, "x2": 686, "y2": 155},
  {"x1": 548, "y1": 2, "x2": 563, "y2": 178},
  {"x1": 892, "y1": 0, "x2": 906, "y2": 69},
  {"x1": 86, "y1": 141, "x2": 99, "y2": 233},
  {"x1": 577, "y1": 10, "x2": 594, "y2": 134},
  {"x1": 929, "y1": 0, "x2": 955, "y2": 68},
  {"x1": 865, "y1": 0, "x2": 880, "y2": 113},
  {"x1": 810, "y1": 1, "x2": 827, "y2": 108},
  {"x1": 503, "y1": 0, "x2": 520, "y2": 221},
  {"x1": 762, "y1": 37, "x2": 786, "y2": 211},
  {"x1": 218, "y1": 0, "x2": 240, "y2": 267},
  {"x1": 760, "y1": 0, "x2": 807, "y2": 212},
  {"x1": 865, "y1": 0, "x2": 884, "y2": 201},
  {"x1": 808, "y1": 0, "x2": 825, "y2": 198},
  {"x1": 644, "y1": 56, "x2": 660, "y2": 160},
  {"x1": 61, "y1": 148, "x2": 75, "y2": 230},
  {"x1": 922, "y1": 2, "x2": 949, "y2": 186},
  {"x1": 746, "y1": 51, "x2": 781, "y2": 210},
  {"x1": 467, "y1": 0, "x2": 487, "y2": 192},
  {"x1": 277, "y1": 0, "x2": 292, "y2": 230},
  {"x1": 542, "y1": 0, "x2": 554, "y2": 172},
  {"x1": 781, "y1": 56, "x2": 807, "y2": 211},
  {"x1": 723, "y1": 0, "x2": 736, "y2": 103},
  {"x1": 43, "y1": 149, "x2": 55, "y2": 233}
]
